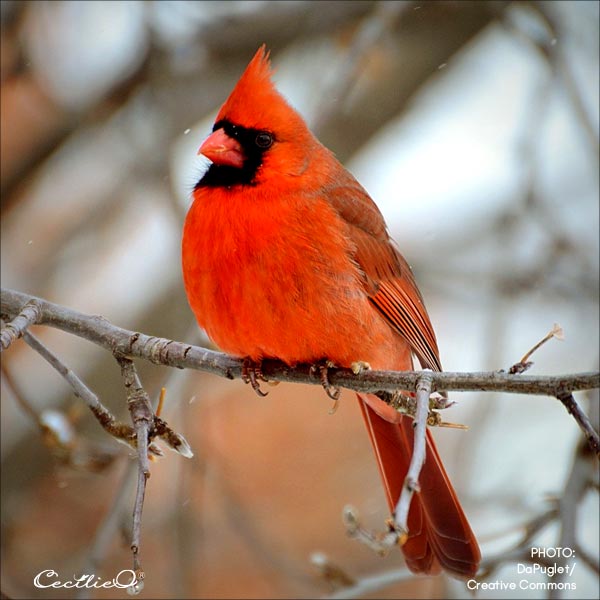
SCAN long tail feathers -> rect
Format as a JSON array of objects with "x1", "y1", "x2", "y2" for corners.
[{"x1": 358, "y1": 395, "x2": 481, "y2": 579}]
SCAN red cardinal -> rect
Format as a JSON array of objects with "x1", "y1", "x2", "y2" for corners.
[{"x1": 182, "y1": 46, "x2": 480, "y2": 578}]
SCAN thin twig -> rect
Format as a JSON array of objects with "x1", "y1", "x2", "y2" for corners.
[
  {"x1": 343, "y1": 375, "x2": 436, "y2": 555},
  {"x1": 509, "y1": 323, "x2": 564, "y2": 374},
  {"x1": 556, "y1": 392, "x2": 600, "y2": 457},
  {"x1": 117, "y1": 356, "x2": 152, "y2": 592},
  {"x1": 0, "y1": 300, "x2": 41, "y2": 351},
  {"x1": 20, "y1": 330, "x2": 164, "y2": 456},
  {"x1": 394, "y1": 371, "x2": 432, "y2": 536},
  {"x1": 342, "y1": 505, "x2": 397, "y2": 555}
]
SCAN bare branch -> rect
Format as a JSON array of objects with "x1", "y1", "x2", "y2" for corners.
[
  {"x1": 479, "y1": 397, "x2": 598, "y2": 587},
  {"x1": 312, "y1": 1, "x2": 408, "y2": 134},
  {"x1": 0, "y1": 299, "x2": 41, "y2": 351},
  {"x1": 2, "y1": 287, "x2": 599, "y2": 455},
  {"x1": 556, "y1": 392, "x2": 600, "y2": 459},
  {"x1": 2, "y1": 287, "x2": 597, "y2": 393},
  {"x1": 19, "y1": 329, "x2": 167, "y2": 458},
  {"x1": 479, "y1": 436, "x2": 598, "y2": 592},
  {"x1": 116, "y1": 355, "x2": 151, "y2": 593},
  {"x1": 394, "y1": 372, "x2": 431, "y2": 536}
]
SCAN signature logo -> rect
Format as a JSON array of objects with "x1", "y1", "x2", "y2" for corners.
[{"x1": 34, "y1": 569, "x2": 138, "y2": 590}]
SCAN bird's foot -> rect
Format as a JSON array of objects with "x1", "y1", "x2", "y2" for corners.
[
  {"x1": 350, "y1": 360, "x2": 371, "y2": 374},
  {"x1": 319, "y1": 360, "x2": 341, "y2": 401},
  {"x1": 311, "y1": 360, "x2": 341, "y2": 412},
  {"x1": 241, "y1": 357, "x2": 268, "y2": 397}
]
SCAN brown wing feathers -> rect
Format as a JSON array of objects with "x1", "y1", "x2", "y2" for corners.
[{"x1": 328, "y1": 180, "x2": 442, "y2": 371}]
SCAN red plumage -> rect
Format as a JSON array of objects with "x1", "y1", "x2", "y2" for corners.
[{"x1": 182, "y1": 45, "x2": 480, "y2": 579}]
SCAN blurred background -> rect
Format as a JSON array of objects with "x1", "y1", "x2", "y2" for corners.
[{"x1": 1, "y1": 1, "x2": 598, "y2": 599}]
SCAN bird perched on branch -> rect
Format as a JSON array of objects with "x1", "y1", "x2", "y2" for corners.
[{"x1": 182, "y1": 45, "x2": 480, "y2": 579}]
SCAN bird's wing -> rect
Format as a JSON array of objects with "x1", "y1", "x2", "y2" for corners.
[{"x1": 326, "y1": 179, "x2": 442, "y2": 371}]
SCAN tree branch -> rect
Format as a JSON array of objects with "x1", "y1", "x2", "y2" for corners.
[
  {"x1": 1, "y1": 288, "x2": 596, "y2": 391},
  {"x1": 116, "y1": 355, "x2": 151, "y2": 594},
  {"x1": 556, "y1": 391, "x2": 600, "y2": 461},
  {"x1": 20, "y1": 329, "x2": 163, "y2": 456},
  {"x1": 394, "y1": 372, "x2": 431, "y2": 536},
  {"x1": 0, "y1": 299, "x2": 41, "y2": 351},
  {"x1": 2, "y1": 286, "x2": 599, "y2": 456}
]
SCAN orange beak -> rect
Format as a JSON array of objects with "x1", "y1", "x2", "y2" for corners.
[{"x1": 198, "y1": 128, "x2": 245, "y2": 168}]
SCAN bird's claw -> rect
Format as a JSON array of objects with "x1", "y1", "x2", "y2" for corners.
[
  {"x1": 242, "y1": 357, "x2": 268, "y2": 397},
  {"x1": 351, "y1": 361, "x2": 371, "y2": 374},
  {"x1": 312, "y1": 360, "x2": 341, "y2": 404}
]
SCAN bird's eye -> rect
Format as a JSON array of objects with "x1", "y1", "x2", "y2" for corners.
[{"x1": 255, "y1": 132, "x2": 273, "y2": 149}]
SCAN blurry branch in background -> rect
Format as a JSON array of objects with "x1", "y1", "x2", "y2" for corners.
[
  {"x1": 75, "y1": 460, "x2": 138, "y2": 600},
  {"x1": 320, "y1": 449, "x2": 599, "y2": 599},
  {"x1": 314, "y1": 0, "x2": 511, "y2": 159},
  {"x1": 1, "y1": 355, "x2": 119, "y2": 472},
  {"x1": 526, "y1": 2, "x2": 600, "y2": 160},
  {"x1": 2, "y1": 287, "x2": 599, "y2": 456},
  {"x1": 479, "y1": 395, "x2": 600, "y2": 589},
  {"x1": 311, "y1": 1, "x2": 408, "y2": 133},
  {"x1": 0, "y1": 1, "x2": 375, "y2": 201},
  {"x1": 310, "y1": 550, "x2": 414, "y2": 599}
]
